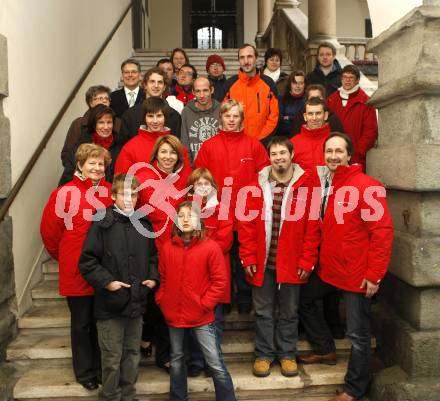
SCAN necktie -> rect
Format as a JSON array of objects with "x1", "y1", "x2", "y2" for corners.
[
  {"x1": 128, "y1": 91, "x2": 136, "y2": 107},
  {"x1": 320, "y1": 178, "x2": 330, "y2": 220}
]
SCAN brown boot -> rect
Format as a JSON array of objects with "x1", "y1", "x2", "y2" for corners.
[
  {"x1": 280, "y1": 358, "x2": 298, "y2": 377},
  {"x1": 328, "y1": 392, "x2": 357, "y2": 401},
  {"x1": 297, "y1": 352, "x2": 337, "y2": 365},
  {"x1": 252, "y1": 358, "x2": 271, "y2": 377}
]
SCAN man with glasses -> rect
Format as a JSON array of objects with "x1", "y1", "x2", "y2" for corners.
[
  {"x1": 206, "y1": 54, "x2": 227, "y2": 101},
  {"x1": 61, "y1": 85, "x2": 122, "y2": 166},
  {"x1": 110, "y1": 58, "x2": 144, "y2": 117},
  {"x1": 327, "y1": 65, "x2": 377, "y2": 171},
  {"x1": 171, "y1": 64, "x2": 197, "y2": 106}
]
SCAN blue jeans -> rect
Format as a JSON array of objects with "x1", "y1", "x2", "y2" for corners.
[
  {"x1": 188, "y1": 304, "x2": 224, "y2": 369},
  {"x1": 299, "y1": 273, "x2": 372, "y2": 398},
  {"x1": 169, "y1": 323, "x2": 236, "y2": 401}
]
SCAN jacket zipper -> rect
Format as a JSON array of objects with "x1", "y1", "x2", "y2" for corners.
[{"x1": 257, "y1": 92, "x2": 260, "y2": 113}]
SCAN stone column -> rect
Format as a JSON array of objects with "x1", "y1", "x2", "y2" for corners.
[
  {"x1": 256, "y1": 0, "x2": 274, "y2": 48},
  {"x1": 366, "y1": 4, "x2": 440, "y2": 401},
  {"x1": 0, "y1": 34, "x2": 16, "y2": 365},
  {"x1": 305, "y1": 0, "x2": 342, "y2": 72}
]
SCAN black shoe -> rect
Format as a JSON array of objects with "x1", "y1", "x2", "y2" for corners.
[
  {"x1": 238, "y1": 303, "x2": 252, "y2": 314},
  {"x1": 157, "y1": 363, "x2": 170, "y2": 374},
  {"x1": 188, "y1": 365, "x2": 204, "y2": 377},
  {"x1": 80, "y1": 379, "x2": 99, "y2": 390},
  {"x1": 140, "y1": 343, "x2": 153, "y2": 358},
  {"x1": 204, "y1": 367, "x2": 212, "y2": 377}
]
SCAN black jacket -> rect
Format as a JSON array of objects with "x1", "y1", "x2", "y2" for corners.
[
  {"x1": 58, "y1": 131, "x2": 124, "y2": 187},
  {"x1": 110, "y1": 87, "x2": 145, "y2": 118},
  {"x1": 208, "y1": 75, "x2": 227, "y2": 102},
  {"x1": 306, "y1": 59, "x2": 342, "y2": 97},
  {"x1": 79, "y1": 207, "x2": 159, "y2": 320},
  {"x1": 120, "y1": 102, "x2": 182, "y2": 142}
]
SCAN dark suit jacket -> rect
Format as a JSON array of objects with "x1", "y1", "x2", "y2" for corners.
[
  {"x1": 120, "y1": 102, "x2": 182, "y2": 142},
  {"x1": 110, "y1": 87, "x2": 145, "y2": 117}
]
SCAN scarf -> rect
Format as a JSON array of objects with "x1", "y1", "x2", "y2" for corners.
[
  {"x1": 264, "y1": 67, "x2": 281, "y2": 83},
  {"x1": 338, "y1": 84, "x2": 360, "y2": 107},
  {"x1": 92, "y1": 132, "x2": 113, "y2": 149}
]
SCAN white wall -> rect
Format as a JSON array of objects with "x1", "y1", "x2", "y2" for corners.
[
  {"x1": 367, "y1": 0, "x2": 423, "y2": 36},
  {"x1": 0, "y1": 0, "x2": 133, "y2": 312},
  {"x1": 149, "y1": 0, "x2": 182, "y2": 49}
]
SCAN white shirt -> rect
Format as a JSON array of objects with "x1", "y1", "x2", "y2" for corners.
[
  {"x1": 166, "y1": 95, "x2": 184, "y2": 114},
  {"x1": 124, "y1": 86, "x2": 140, "y2": 107}
]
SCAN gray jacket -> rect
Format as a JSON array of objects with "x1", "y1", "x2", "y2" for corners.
[{"x1": 181, "y1": 99, "x2": 220, "y2": 162}]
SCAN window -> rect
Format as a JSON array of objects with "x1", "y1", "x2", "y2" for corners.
[{"x1": 197, "y1": 27, "x2": 222, "y2": 49}]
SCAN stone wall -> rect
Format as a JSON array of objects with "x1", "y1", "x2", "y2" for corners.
[
  {"x1": 367, "y1": 3, "x2": 440, "y2": 401},
  {"x1": 0, "y1": 34, "x2": 17, "y2": 360}
]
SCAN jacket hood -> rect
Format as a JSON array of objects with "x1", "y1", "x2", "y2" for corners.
[
  {"x1": 187, "y1": 99, "x2": 220, "y2": 114},
  {"x1": 258, "y1": 164, "x2": 305, "y2": 188}
]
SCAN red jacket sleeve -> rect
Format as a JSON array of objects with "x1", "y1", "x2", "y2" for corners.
[
  {"x1": 253, "y1": 141, "x2": 270, "y2": 173},
  {"x1": 260, "y1": 91, "x2": 279, "y2": 138},
  {"x1": 361, "y1": 186, "x2": 394, "y2": 284},
  {"x1": 237, "y1": 192, "x2": 260, "y2": 267},
  {"x1": 114, "y1": 144, "x2": 133, "y2": 174},
  {"x1": 357, "y1": 106, "x2": 378, "y2": 156},
  {"x1": 40, "y1": 190, "x2": 65, "y2": 260},
  {"x1": 297, "y1": 176, "x2": 321, "y2": 271},
  {"x1": 200, "y1": 243, "x2": 228, "y2": 310},
  {"x1": 210, "y1": 217, "x2": 233, "y2": 254}
]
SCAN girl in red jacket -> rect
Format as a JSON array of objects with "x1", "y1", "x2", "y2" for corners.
[
  {"x1": 40, "y1": 143, "x2": 113, "y2": 390},
  {"x1": 156, "y1": 201, "x2": 236, "y2": 401},
  {"x1": 186, "y1": 168, "x2": 233, "y2": 376},
  {"x1": 136, "y1": 134, "x2": 191, "y2": 372}
]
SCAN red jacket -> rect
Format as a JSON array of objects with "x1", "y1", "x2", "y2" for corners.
[
  {"x1": 114, "y1": 127, "x2": 192, "y2": 178},
  {"x1": 224, "y1": 71, "x2": 279, "y2": 140},
  {"x1": 136, "y1": 161, "x2": 191, "y2": 253},
  {"x1": 291, "y1": 124, "x2": 330, "y2": 171},
  {"x1": 156, "y1": 236, "x2": 227, "y2": 328},
  {"x1": 175, "y1": 84, "x2": 195, "y2": 106},
  {"x1": 40, "y1": 176, "x2": 112, "y2": 296},
  {"x1": 187, "y1": 195, "x2": 234, "y2": 303},
  {"x1": 238, "y1": 165, "x2": 320, "y2": 286},
  {"x1": 194, "y1": 129, "x2": 270, "y2": 227},
  {"x1": 317, "y1": 164, "x2": 393, "y2": 292},
  {"x1": 327, "y1": 88, "x2": 378, "y2": 169}
]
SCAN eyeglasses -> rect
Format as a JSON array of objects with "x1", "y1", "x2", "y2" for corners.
[
  {"x1": 93, "y1": 96, "x2": 110, "y2": 102},
  {"x1": 179, "y1": 71, "x2": 194, "y2": 77},
  {"x1": 209, "y1": 63, "x2": 222, "y2": 68}
]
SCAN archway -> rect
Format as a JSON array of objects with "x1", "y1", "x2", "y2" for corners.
[{"x1": 182, "y1": 0, "x2": 244, "y2": 48}]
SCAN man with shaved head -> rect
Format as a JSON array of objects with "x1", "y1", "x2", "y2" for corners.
[{"x1": 180, "y1": 76, "x2": 220, "y2": 162}]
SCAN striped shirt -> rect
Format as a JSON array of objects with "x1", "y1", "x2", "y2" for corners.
[{"x1": 266, "y1": 174, "x2": 288, "y2": 270}]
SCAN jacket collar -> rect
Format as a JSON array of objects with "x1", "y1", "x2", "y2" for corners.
[
  {"x1": 238, "y1": 70, "x2": 261, "y2": 85},
  {"x1": 258, "y1": 164, "x2": 305, "y2": 189},
  {"x1": 299, "y1": 123, "x2": 331, "y2": 138},
  {"x1": 316, "y1": 164, "x2": 363, "y2": 186},
  {"x1": 171, "y1": 235, "x2": 200, "y2": 248},
  {"x1": 138, "y1": 126, "x2": 172, "y2": 139}
]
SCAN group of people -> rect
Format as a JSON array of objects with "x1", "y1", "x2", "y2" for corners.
[{"x1": 40, "y1": 42, "x2": 393, "y2": 401}]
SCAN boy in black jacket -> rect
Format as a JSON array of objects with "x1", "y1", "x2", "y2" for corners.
[{"x1": 79, "y1": 173, "x2": 159, "y2": 401}]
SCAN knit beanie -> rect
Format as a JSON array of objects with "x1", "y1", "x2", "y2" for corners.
[{"x1": 206, "y1": 54, "x2": 226, "y2": 72}]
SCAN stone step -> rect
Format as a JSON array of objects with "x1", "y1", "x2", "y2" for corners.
[
  {"x1": 17, "y1": 303, "x2": 255, "y2": 332},
  {"x1": 7, "y1": 330, "x2": 372, "y2": 362},
  {"x1": 42, "y1": 260, "x2": 58, "y2": 274},
  {"x1": 13, "y1": 359, "x2": 349, "y2": 400}
]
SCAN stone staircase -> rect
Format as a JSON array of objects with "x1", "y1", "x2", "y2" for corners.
[
  {"x1": 133, "y1": 48, "x2": 293, "y2": 78},
  {"x1": 7, "y1": 259, "x2": 375, "y2": 400}
]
